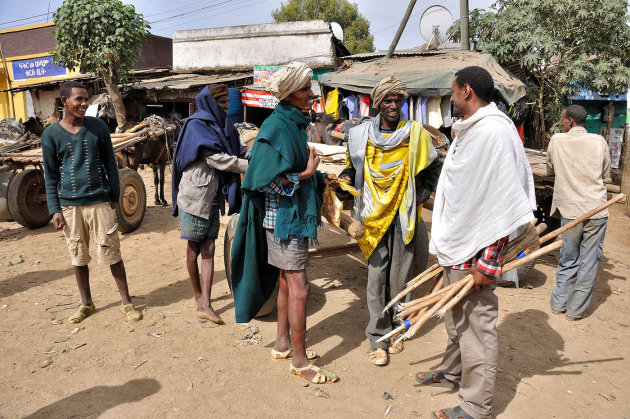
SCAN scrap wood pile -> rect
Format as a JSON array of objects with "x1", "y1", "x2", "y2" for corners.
[{"x1": 380, "y1": 194, "x2": 626, "y2": 346}]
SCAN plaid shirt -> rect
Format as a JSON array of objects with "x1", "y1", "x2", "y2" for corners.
[
  {"x1": 451, "y1": 236, "x2": 509, "y2": 277},
  {"x1": 259, "y1": 173, "x2": 299, "y2": 230}
]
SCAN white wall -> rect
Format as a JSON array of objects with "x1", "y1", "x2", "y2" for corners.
[
  {"x1": 174, "y1": 20, "x2": 336, "y2": 72},
  {"x1": 31, "y1": 89, "x2": 58, "y2": 119}
]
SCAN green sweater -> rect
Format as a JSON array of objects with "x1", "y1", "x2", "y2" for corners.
[{"x1": 42, "y1": 117, "x2": 120, "y2": 215}]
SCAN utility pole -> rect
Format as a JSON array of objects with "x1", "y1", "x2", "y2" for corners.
[
  {"x1": 0, "y1": 41, "x2": 15, "y2": 119},
  {"x1": 460, "y1": 0, "x2": 470, "y2": 50},
  {"x1": 386, "y1": 0, "x2": 418, "y2": 59}
]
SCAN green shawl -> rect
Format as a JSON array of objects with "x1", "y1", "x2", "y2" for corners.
[{"x1": 231, "y1": 102, "x2": 325, "y2": 323}]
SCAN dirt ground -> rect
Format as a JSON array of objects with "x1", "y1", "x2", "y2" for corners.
[{"x1": 1, "y1": 168, "x2": 629, "y2": 418}]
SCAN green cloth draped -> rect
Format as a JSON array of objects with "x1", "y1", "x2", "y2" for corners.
[{"x1": 231, "y1": 102, "x2": 325, "y2": 323}]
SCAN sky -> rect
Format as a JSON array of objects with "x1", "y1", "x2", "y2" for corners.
[{"x1": 0, "y1": 0, "x2": 495, "y2": 50}]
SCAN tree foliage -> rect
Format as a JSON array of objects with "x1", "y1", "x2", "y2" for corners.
[
  {"x1": 272, "y1": 0, "x2": 374, "y2": 54},
  {"x1": 448, "y1": 0, "x2": 630, "y2": 146},
  {"x1": 52, "y1": 0, "x2": 150, "y2": 128}
]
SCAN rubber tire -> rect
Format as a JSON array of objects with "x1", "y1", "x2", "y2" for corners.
[
  {"x1": 114, "y1": 168, "x2": 146, "y2": 233},
  {"x1": 0, "y1": 171, "x2": 14, "y2": 221},
  {"x1": 7, "y1": 169, "x2": 51, "y2": 229},
  {"x1": 224, "y1": 212, "x2": 279, "y2": 317},
  {"x1": 413, "y1": 218, "x2": 430, "y2": 276}
]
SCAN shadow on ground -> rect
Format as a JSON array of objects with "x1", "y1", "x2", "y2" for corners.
[{"x1": 23, "y1": 378, "x2": 161, "y2": 418}]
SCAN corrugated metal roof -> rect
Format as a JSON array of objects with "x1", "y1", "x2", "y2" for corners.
[
  {"x1": 131, "y1": 73, "x2": 251, "y2": 91},
  {"x1": 342, "y1": 49, "x2": 445, "y2": 60}
]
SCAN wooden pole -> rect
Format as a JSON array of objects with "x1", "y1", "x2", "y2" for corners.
[{"x1": 386, "y1": 0, "x2": 418, "y2": 59}]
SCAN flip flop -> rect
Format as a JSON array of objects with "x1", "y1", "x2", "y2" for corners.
[
  {"x1": 271, "y1": 347, "x2": 317, "y2": 361},
  {"x1": 121, "y1": 303, "x2": 143, "y2": 322},
  {"x1": 431, "y1": 406, "x2": 474, "y2": 419},
  {"x1": 289, "y1": 363, "x2": 338, "y2": 384},
  {"x1": 415, "y1": 370, "x2": 459, "y2": 388},
  {"x1": 68, "y1": 304, "x2": 95, "y2": 324}
]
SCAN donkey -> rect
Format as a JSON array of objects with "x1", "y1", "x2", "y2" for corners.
[{"x1": 116, "y1": 115, "x2": 181, "y2": 206}]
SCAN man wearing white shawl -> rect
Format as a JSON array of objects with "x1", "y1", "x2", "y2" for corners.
[{"x1": 419, "y1": 67, "x2": 536, "y2": 419}]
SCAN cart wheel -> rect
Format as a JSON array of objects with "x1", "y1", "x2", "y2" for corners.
[
  {"x1": 7, "y1": 169, "x2": 51, "y2": 229},
  {"x1": 115, "y1": 168, "x2": 146, "y2": 233},
  {"x1": 0, "y1": 171, "x2": 14, "y2": 221},
  {"x1": 224, "y1": 212, "x2": 278, "y2": 317},
  {"x1": 413, "y1": 218, "x2": 430, "y2": 276}
]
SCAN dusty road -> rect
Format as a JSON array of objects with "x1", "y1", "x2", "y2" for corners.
[{"x1": 1, "y1": 169, "x2": 629, "y2": 418}]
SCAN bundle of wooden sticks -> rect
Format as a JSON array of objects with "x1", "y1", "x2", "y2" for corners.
[{"x1": 378, "y1": 193, "x2": 626, "y2": 346}]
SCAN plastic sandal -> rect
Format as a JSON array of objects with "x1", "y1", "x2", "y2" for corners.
[
  {"x1": 415, "y1": 370, "x2": 459, "y2": 388},
  {"x1": 271, "y1": 347, "x2": 318, "y2": 361},
  {"x1": 431, "y1": 406, "x2": 474, "y2": 419},
  {"x1": 68, "y1": 304, "x2": 95, "y2": 324},
  {"x1": 289, "y1": 363, "x2": 338, "y2": 384},
  {"x1": 388, "y1": 341, "x2": 404, "y2": 354},
  {"x1": 121, "y1": 303, "x2": 143, "y2": 322}
]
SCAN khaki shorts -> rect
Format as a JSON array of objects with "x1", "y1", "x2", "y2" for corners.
[
  {"x1": 265, "y1": 229, "x2": 309, "y2": 271},
  {"x1": 61, "y1": 202, "x2": 122, "y2": 266}
]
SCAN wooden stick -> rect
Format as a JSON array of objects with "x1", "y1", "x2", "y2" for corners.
[
  {"x1": 382, "y1": 265, "x2": 443, "y2": 313},
  {"x1": 502, "y1": 239, "x2": 563, "y2": 271},
  {"x1": 406, "y1": 264, "x2": 442, "y2": 287},
  {"x1": 395, "y1": 291, "x2": 446, "y2": 318},
  {"x1": 376, "y1": 274, "x2": 443, "y2": 343},
  {"x1": 396, "y1": 277, "x2": 462, "y2": 309},
  {"x1": 503, "y1": 223, "x2": 547, "y2": 262},
  {"x1": 502, "y1": 219, "x2": 536, "y2": 255},
  {"x1": 435, "y1": 277, "x2": 475, "y2": 319},
  {"x1": 522, "y1": 194, "x2": 625, "y2": 255},
  {"x1": 399, "y1": 279, "x2": 467, "y2": 342}
]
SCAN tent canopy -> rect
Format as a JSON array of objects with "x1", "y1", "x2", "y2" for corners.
[{"x1": 318, "y1": 50, "x2": 527, "y2": 105}]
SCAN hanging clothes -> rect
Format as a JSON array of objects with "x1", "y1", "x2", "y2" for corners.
[
  {"x1": 441, "y1": 96, "x2": 452, "y2": 128},
  {"x1": 401, "y1": 99, "x2": 409, "y2": 120},
  {"x1": 426, "y1": 97, "x2": 443, "y2": 128},
  {"x1": 325, "y1": 89, "x2": 340, "y2": 119},
  {"x1": 358, "y1": 94, "x2": 370, "y2": 117},
  {"x1": 415, "y1": 97, "x2": 429, "y2": 124},
  {"x1": 342, "y1": 94, "x2": 361, "y2": 119}
]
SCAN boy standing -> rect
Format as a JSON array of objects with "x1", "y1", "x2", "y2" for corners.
[{"x1": 42, "y1": 81, "x2": 142, "y2": 323}]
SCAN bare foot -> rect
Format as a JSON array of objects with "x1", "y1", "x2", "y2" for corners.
[{"x1": 197, "y1": 306, "x2": 224, "y2": 324}]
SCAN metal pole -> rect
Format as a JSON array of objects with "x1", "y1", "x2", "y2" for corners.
[
  {"x1": 460, "y1": 0, "x2": 470, "y2": 50},
  {"x1": 0, "y1": 41, "x2": 15, "y2": 119},
  {"x1": 386, "y1": 0, "x2": 418, "y2": 59}
]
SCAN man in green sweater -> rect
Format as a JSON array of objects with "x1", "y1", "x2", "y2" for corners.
[{"x1": 42, "y1": 80, "x2": 142, "y2": 324}]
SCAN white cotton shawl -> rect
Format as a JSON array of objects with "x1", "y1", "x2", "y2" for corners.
[{"x1": 429, "y1": 103, "x2": 536, "y2": 266}]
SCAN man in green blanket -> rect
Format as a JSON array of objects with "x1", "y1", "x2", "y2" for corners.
[{"x1": 231, "y1": 62, "x2": 339, "y2": 384}]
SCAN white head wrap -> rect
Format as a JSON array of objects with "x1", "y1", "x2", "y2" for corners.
[
  {"x1": 371, "y1": 76, "x2": 408, "y2": 108},
  {"x1": 267, "y1": 61, "x2": 313, "y2": 100}
]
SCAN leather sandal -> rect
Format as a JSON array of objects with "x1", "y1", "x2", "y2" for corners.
[
  {"x1": 415, "y1": 370, "x2": 459, "y2": 388},
  {"x1": 271, "y1": 347, "x2": 318, "y2": 361},
  {"x1": 368, "y1": 348, "x2": 388, "y2": 366},
  {"x1": 289, "y1": 363, "x2": 338, "y2": 384},
  {"x1": 69, "y1": 304, "x2": 95, "y2": 324},
  {"x1": 431, "y1": 405, "x2": 474, "y2": 419},
  {"x1": 388, "y1": 341, "x2": 404, "y2": 354}
]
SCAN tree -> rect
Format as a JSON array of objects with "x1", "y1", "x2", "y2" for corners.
[
  {"x1": 272, "y1": 0, "x2": 374, "y2": 54},
  {"x1": 52, "y1": 0, "x2": 150, "y2": 129},
  {"x1": 449, "y1": 0, "x2": 630, "y2": 147}
]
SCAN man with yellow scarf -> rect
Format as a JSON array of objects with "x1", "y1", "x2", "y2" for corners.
[{"x1": 340, "y1": 76, "x2": 440, "y2": 365}]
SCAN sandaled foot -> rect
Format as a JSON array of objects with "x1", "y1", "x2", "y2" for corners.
[
  {"x1": 368, "y1": 348, "x2": 388, "y2": 366},
  {"x1": 197, "y1": 307, "x2": 224, "y2": 324},
  {"x1": 289, "y1": 363, "x2": 338, "y2": 384},
  {"x1": 415, "y1": 370, "x2": 458, "y2": 388},
  {"x1": 271, "y1": 347, "x2": 317, "y2": 361},
  {"x1": 388, "y1": 341, "x2": 404, "y2": 354},
  {"x1": 121, "y1": 303, "x2": 143, "y2": 322},
  {"x1": 431, "y1": 406, "x2": 474, "y2": 419},
  {"x1": 551, "y1": 309, "x2": 565, "y2": 315},
  {"x1": 69, "y1": 304, "x2": 95, "y2": 324}
]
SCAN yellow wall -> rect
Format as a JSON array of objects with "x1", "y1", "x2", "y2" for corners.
[{"x1": 0, "y1": 23, "x2": 84, "y2": 120}]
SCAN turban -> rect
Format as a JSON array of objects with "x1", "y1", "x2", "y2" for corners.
[
  {"x1": 371, "y1": 76, "x2": 408, "y2": 108},
  {"x1": 267, "y1": 62, "x2": 313, "y2": 100},
  {"x1": 209, "y1": 84, "x2": 229, "y2": 100}
]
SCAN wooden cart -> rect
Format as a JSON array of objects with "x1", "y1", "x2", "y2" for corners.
[{"x1": 0, "y1": 130, "x2": 155, "y2": 232}]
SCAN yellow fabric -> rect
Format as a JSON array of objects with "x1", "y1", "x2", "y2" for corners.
[
  {"x1": 357, "y1": 120, "x2": 433, "y2": 259},
  {"x1": 325, "y1": 89, "x2": 340, "y2": 119},
  {"x1": 337, "y1": 178, "x2": 361, "y2": 196}
]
